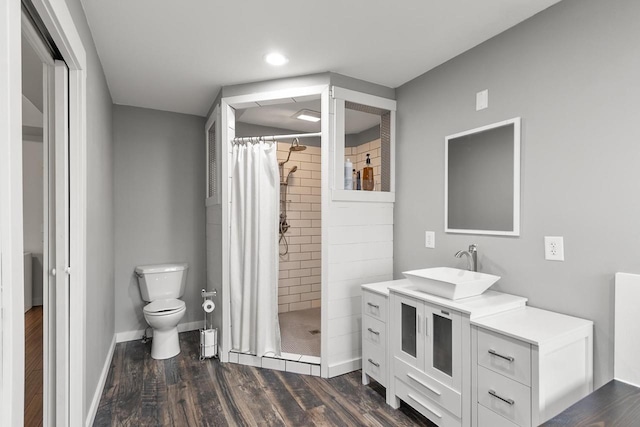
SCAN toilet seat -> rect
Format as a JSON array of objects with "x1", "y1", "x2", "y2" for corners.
[{"x1": 144, "y1": 298, "x2": 185, "y2": 316}]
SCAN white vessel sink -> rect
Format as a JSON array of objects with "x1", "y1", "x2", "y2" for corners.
[{"x1": 402, "y1": 267, "x2": 500, "y2": 300}]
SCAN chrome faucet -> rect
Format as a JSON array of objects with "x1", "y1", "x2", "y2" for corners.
[{"x1": 455, "y1": 244, "x2": 478, "y2": 272}]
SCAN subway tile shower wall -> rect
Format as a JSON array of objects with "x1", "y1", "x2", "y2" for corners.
[{"x1": 277, "y1": 142, "x2": 322, "y2": 313}]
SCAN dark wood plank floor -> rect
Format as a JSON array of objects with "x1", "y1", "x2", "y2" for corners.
[
  {"x1": 541, "y1": 380, "x2": 640, "y2": 427},
  {"x1": 25, "y1": 306, "x2": 43, "y2": 427},
  {"x1": 95, "y1": 331, "x2": 434, "y2": 426}
]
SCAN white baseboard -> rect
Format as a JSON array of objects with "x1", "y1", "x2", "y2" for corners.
[
  {"x1": 115, "y1": 320, "x2": 203, "y2": 343},
  {"x1": 327, "y1": 357, "x2": 362, "y2": 378},
  {"x1": 85, "y1": 335, "x2": 116, "y2": 427}
]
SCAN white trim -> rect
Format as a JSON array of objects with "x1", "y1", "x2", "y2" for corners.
[
  {"x1": 219, "y1": 102, "x2": 232, "y2": 363},
  {"x1": 0, "y1": 0, "x2": 25, "y2": 424},
  {"x1": 84, "y1": 335, "x2": 116, "y2": 427},
  {"x1": 444, "y1": 117, "x2": 521, "y2": 236},
  {"x1": 327, "y1": 357, "x2": 362, "y2": 378},
  {"x1": 223, "y1": 84, "x2": 327, "y2": 109},
  {"x1": 31, "y1": 1, "x2": 88, "y2": 425},
  {"x1": 331, "y1": 86, "x2": 397, "y2": 111},
  {"x1": 32, "y1": 0, "x2": 86, "y2": 68},
  {"x1": 220, "y1": 85, "x2": 328, "y2": 368},
  {"x1": 115, "y1": 320, "x2": 203, "y2": 343},
  {"x1": 331, "y1": 87, "x2": 397, "y2": 202},
  {"x1": 331, "y1": 189, "x2": 395, "y2": 203},
  {"x1": 320, "y1": 86, "x2": 331, "y2": 378}
]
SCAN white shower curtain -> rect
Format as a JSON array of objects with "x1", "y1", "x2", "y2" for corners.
[{"x1": 229, "y1": 140, "x2": 281, "y2": 356}]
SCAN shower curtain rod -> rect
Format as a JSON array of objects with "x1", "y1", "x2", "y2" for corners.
[{"x1": 232, "y1": 132, "x2": 321, "y2": 143}]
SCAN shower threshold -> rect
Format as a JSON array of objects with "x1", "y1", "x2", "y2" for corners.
[{"x1": 228, "y1": 350, "x2": 321, "y2": 376}]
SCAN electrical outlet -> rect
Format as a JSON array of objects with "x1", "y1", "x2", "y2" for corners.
[
  {"x1": 544, "y1": 236, "x2": 564, "y2": 261},
  {"x1": 425, "y1": 231, "x2": 435, "y2": 249}
]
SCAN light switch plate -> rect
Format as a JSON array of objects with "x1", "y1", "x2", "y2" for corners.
[
  {"x1": 476, "y1": 89, "x2": 489, "y2": 111},
  {"x1": 544, "y1": 236, "x2": 564, "y2": 261},
  {"x1": 425, "y1": 231, "x2": 435, "y2": 248}
]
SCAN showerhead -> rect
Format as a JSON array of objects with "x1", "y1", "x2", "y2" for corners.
[
  {"x1": 289, "y1": 138, "x2": 307, "y2": 152},
  {"x1": 279, "y1": 138, "x2": 307, "y2": 166}
]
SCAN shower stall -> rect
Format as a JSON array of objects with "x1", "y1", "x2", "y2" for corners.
[{"x1": 205, "y1": 76, "x2": 397, "y2": 378}]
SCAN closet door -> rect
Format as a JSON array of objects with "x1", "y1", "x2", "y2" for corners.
[{"x1": 52, "y1": 59, "x2": 70, "y2": 427}]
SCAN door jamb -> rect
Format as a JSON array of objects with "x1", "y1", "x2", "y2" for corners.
[
  {"x1": 31, "y1": 1, "x2": 88, "y2": 425},
  {"x1": 0, "y1": 0, "x2": 87, "y2": 425}
]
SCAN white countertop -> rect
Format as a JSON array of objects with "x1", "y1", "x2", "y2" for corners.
[
  {"x1": 363, "y1": 279, "x2": 528, "y2": 319},
  {"x1": 472, "y1": 306, "x2": 593, "y2": 346},
  {"x1": 361, "y1": 279, "x2": 410, "y2": 296}
]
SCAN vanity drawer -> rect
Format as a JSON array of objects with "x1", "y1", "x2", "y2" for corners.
[
  {"x1": 363, "y1": 315, "x2": 386, "y2": 348},
  {"x1": 477, "y1": 403, "x2": 519, "y2": 427},
  {"x1": 363, "y1": 340, "x2": 386, "y2": 386},
  {"x1": 477, "y1": 366, "x2": 531, "y2": 427},
  {"x1": 395, "y1": 379, "x2": 461, "y2": 427},
  {"x1": 478, "y1": 328, "x2": 531, "y2": 386},
  {"x1": 363, "y1": 290, "x2": 387, "y2": 322},
  {"x1": 394, "y1": 357, "x2": 461, "y2": 417}
]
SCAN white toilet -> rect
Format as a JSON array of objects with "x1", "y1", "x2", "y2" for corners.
[{"x1": 135, "y1": 262, "x2": 188, "y2": 360}]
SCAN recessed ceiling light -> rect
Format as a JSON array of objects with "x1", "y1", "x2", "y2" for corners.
[
  {"x1": 264, "y1": 52, "x2": 289, "y2": 66},
  {"x1": 293, "y1": 109, "x2": 321, "y2": 122}
]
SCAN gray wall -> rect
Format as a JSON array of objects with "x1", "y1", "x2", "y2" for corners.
[
  {"x1": 394, "y1": 0, "x2": 640, "y2": 388},
  {"x1": 63, "y1": 0, "x2": 115, "y2": 421},
  {"x1": 113, "y1": 105, "x2": 206, "y2": 335}
]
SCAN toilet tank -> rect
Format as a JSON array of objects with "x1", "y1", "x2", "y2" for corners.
[{"x1": 135, "y1": 263, "x2": 188, "y2": 301}]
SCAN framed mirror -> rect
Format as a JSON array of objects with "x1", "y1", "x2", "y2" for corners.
[{"x1": 445, "y1": 117, "x2": 520, "y2": 236}]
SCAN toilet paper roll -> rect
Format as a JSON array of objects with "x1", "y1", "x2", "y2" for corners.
[{"x1": 202, "y1": 300, "x2": 215, "y2": 313}]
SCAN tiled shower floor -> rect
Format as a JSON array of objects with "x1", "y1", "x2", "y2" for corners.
[{"x1": 279, "y1": 307, "x2": 321, "y2": 357}]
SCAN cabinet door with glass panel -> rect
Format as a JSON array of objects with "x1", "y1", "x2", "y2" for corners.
[
  {"x1": 423, "y1": 302, "x2": 462, "y2": 390},
  {"x1": 394, "y1": 294, "x2": 425, "y2": 370},
  {"x1": 394, "y1": 294, "x2": 462, "y2": 390}
]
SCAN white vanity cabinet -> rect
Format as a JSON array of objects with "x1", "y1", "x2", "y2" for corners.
[
  {"x1": 389, "y1": 282, "x2": 527, "y2": 427},
  {"x1": 361, "y1": 281, "x2": 393, "y2": 403},
  {"x1": 471, "y1": 307, "x2": 593, "y2": 427}
]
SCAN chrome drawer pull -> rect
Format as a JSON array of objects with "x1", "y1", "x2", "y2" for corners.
[
  {"x1": 489, "y1": 389, "x2": 515, "y2": 406},
  {"x1": 367, "y1": 327, "x2": 380, "y2": 335},
  {"x1": 407, "y1": 393, "x2": 442, "y2": 418},
  {"x1": 406, "y1": 372, "x2": 441, "y2": 396},
  {"x1": 367, "y1": 358, "x2": 380, "y2": 367},
  {"x1": 488, "y1": 349, "x2": 515, "y2": 362},
  {"x1": 367, "y1": 302, "x2": 380, "y2": 309}
]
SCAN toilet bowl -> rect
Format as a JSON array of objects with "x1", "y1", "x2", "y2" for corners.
[
  {"x1": 143, "y1": 298, "x2": 186, "y2": 359},
  {"x1": 135, "y1": 262, "x2": 188, "y2": 360}
]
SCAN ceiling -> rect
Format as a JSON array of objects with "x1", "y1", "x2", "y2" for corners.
[{"x1": 80, "y1": 0, "x2": 561, "y2": 117}]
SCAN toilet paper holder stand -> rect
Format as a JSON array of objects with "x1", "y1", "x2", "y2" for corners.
[
  {"x1": 200, "y1": 288, "x2": 218, "y2": 360},
  {"x1": 201, "y1": 289, "x2": 217, "y2": 299}
]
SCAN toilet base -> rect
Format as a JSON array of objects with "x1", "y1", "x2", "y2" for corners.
[{"x1": 151, "y1": 326, "x2": 180, "y2": 360}]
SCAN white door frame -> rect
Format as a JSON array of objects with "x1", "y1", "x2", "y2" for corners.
[
  {"x1": 0, "y1": 1, "x2": 25, "y2": 425},
  {"x1": 21, "y1": 12, "x2": 57, "y2": 425},
  {"x1": 1, "y1": 0, "x2": 87, "y2": 425}
]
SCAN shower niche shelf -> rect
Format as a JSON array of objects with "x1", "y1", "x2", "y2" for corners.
[{"x1": 332, "y1": 87, "x2": 396, "y2": 201}]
